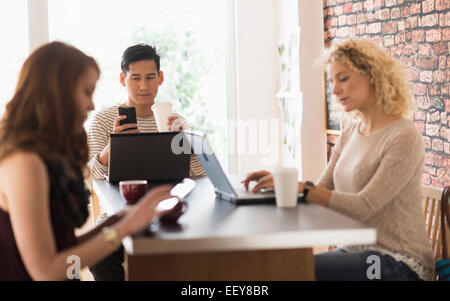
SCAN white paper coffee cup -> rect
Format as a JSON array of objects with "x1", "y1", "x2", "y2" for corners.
[
  {"x1": 273, "y1": 166, "x2": 298, "y2": 208},
  {"x1": 151, "y1": 102, "x2": 173, "y2": 132}
]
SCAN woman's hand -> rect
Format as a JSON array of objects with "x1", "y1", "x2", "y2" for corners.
[
  {"x1": 116, "y1": 185, "x2": 175, "y2": 237},
  {"x1": 167, "y1": 114, "x2": 185, "y2": 132},
  {"x1": 241, "y1": 170, "x2": 274, "y2": 193}
]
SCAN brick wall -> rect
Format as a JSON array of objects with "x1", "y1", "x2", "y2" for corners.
[{"x1": 323, "y1": 0, "x2": 450, "y2": 188}]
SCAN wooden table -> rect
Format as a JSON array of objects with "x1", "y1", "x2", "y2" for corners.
[{"x1": 92, "y1": 177, "x2": 376, "y2": 281}]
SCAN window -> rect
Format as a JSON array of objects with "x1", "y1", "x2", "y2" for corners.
[
  {"x1": 48, "y1": 0, "x2": 230, "y2": 170},
  {"x1": 0, "y1": 0, "x2": 29, "y2": 115}
]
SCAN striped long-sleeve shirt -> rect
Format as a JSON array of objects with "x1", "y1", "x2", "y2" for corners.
[{"x1": 87, "y1": 104, "x2": 205, "y2": 181}]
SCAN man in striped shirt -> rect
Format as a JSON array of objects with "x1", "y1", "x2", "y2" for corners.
[{"x1": 87, "y1": 43, "x2": 205, "y2": 281}]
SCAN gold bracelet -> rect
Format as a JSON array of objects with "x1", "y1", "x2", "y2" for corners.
[{"x1": 101, "y1": 227, "x2": 121, "y2": 248}]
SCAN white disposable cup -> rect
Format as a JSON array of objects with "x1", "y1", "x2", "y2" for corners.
[
  {"x1": 273, "y1": 166, "x2": 298, "y2": 208},
  {"x1": 151, "y1": 102, "x2": 173, "y2": 132}
]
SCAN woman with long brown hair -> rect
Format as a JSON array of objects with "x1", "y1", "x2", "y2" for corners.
[{"x1": 0, "y1": 42, "x2": 174, "y2": 280}]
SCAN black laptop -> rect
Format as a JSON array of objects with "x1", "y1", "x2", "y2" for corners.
[
  {"x1": 183, "y1": 131, "x2": 277, "y2": 205},
  {"x1": 107, "y1": 132, "x2": 190, "y2": 184}
]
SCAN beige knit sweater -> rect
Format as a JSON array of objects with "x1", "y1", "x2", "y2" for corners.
[{"x1": 317, "y1": 118, "x2": 435, "y2": 278}]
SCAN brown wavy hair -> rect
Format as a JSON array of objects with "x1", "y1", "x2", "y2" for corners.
[{"x1": 0, "y1": 42, "x2": 99, "y2": 168}]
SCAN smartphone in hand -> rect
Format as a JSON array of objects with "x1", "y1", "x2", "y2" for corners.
[{"x1": 118, "y1": 106, "x2": 137, "y2": 131}]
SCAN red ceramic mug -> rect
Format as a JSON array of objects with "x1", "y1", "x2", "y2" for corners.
[
  {"x1": 157, "y1": 197, "x2": 188, "y2": 224},
  {"x1": 119, "y1": 180, "x2": 148, "y2": 205}
]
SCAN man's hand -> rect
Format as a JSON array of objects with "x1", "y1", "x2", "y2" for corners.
[
  {"x1": 113, "y1": 115, "x2": 141, "y2": 134},
  {"x1": 167, "y1": 114, "x2": 184, "y2": 132}
]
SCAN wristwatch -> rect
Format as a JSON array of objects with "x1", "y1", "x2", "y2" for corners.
[
  {"x1": 301, "y1": 181, "x2": 315, "y2": 203},
  {"x1": 102, "y1": 227, "x2": 121, "y2": 248}
]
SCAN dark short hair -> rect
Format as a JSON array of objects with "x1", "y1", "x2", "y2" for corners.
[{"x1": 121, "y1": 43, "x2": 160, "y2": 74}]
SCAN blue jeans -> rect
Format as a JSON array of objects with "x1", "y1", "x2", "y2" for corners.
[{"x1": 314, "y1": 249, "x2": 422, "y2": 281}]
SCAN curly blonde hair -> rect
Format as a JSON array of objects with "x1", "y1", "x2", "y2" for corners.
[{"x1": 323, "y1": 38, "x2": 413, "y2": 117}]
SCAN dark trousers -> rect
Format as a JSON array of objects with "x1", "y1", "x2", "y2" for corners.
[
  {"x1": 89, "y1": 246, "x2": 124, "y2": 281},
  {"x1": 314, "y1": 249, "x2": 422, "y2": 281}
]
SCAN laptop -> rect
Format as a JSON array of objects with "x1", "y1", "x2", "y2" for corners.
[
  {"x1": 107, "y1": 132, "x2": 190, "y2": 184},
  {"x1": 184, "y1": 131, "x2": 277, "y2": 205}
]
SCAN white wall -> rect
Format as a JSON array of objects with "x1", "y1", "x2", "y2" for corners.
[
  {"x1": 234, "y1": 0, "x2": 280, "y2": 174},
  {"x1": 233, "y1": 0, "x2": 327, "y2": 180},
  {"x1": 297, "y1": 0, "x2": 327, "y2": 182}
]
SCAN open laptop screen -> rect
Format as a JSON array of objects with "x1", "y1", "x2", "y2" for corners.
[
  {"x1": 184, "y1": 131, "x2": 237, "y2": 199},
  {"x1": 108, "y1": 132, "x2": 190, "y2": 183}
]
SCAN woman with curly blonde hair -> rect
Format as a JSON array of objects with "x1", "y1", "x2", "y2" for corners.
[{"x1": 243, "y1": 38, "x2": 434, "y2": 280}]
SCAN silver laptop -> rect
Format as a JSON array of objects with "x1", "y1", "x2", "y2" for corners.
[{"x1": 184, "y1": 131, "x2": 277, "y2": 204}]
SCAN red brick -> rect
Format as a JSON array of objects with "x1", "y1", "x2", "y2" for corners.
[
  {"x1": 420, "y1": 71, "x2": 433, "y2": 83},
  {"x1": 440, "y1": 11, "x2": 450, "y2": 27},
  {"x1": 353, "y1": 3, "x2": 363, "y2": 12},
  {"x1": 417, "y1": 57, "x2": 437, "y2": 69},
  {"x1": 431, "y1": 111, "x2": 441, "y2": 122},
  {"x1": 406, "y1": 16, "x2": 418, "y2": 28},
  {"x1": 436, "y1": 0, "x2": 450, "y2": 11},
  {"x1": 344, "y1": 3, "x2": 353, "y2": 13},
  {"x1": 385, "y1": 0, "x2": 397, "y2": 7},
  {"x1": 433, "y1": 43, "x2": 448, "y2": 54},
  {"x1": 446, "y1": 99, "x2": 450, "y2": 112},
  {"x1": 419, "y1": 44, "x2": 432, "y2": 55},
  {"x1": 426, "y1": 123, "x2": 441, "y2": 136},
  {"x1": 422, "y1": 173, "x2": 431, "y2": 185},
  {"x1": 346, "y1": 15, "x2": 356, "y2": 25},
  {"x1": 419, "y1": 14, "x2": 439, "y2": 27},
  {"x1": 431, "y1": 177, "x2": 444, "y2": 188},
  {"x1": 367, "y1": 22, "x2": 381, "y2": 34},
  {"x1": 337, "y1": 27, "x2": 349, "y2": 38},
  {"x1": 425, "y1": 151, "x2": 435, "y2": 165},
  {"x1": 424, "y1": 165, "x2": 436, "y2": 176},
  {"x1": 337, "y1": 0, "x2": 345, "y2": 4},
  {"x1": 374, "y1": 0, "x2": 385, "y2": 8},
  {"x1": 382, "y1": 21, "x2": 397, "y2": 34},
  {"x1": 384, "y1": 35, "x2": 395, "y2": 46},
  {"x1": 335, "y1": 5, "x2": 343, "y2": 15},
  {"x1": 411, "y1": 29, "x2": 425, "y2": 42},
  {"x1": 433, "y1": 70, "x2": 446, "y2": 83},
  {"x1": 368, "y1": 12, "x2": 379, "y2": 23},
  {"x1": 391, "y1": 45, "x2": 403, "y2": 57},
  {"x1": 422, "y1": 0, "x2": 435, "y2": 13},
  {"x1": 339, "y1": 15, "x2": 347, "y2": 26},
  {"x1": 401, "y1": 7, "x2": 409, "y2": 18},
  {"x1": 357, "y1": 13, "x2": 366, "y2": 24},
  {"x1": 398, "y1": 20, "x2": 405, "y2": 31},
  {"x1": 426, "y1": 29, "x2": 442, "y2": 42},
  {"x1": 406, "y1": 68, "x2": 420, "y2": 81},
  {"x1": 391, "y1": 8, "x2": 401, "y2": 19},
  {"x1": 399, "y1": 54, "x2": 413, "y2": 65},
  {"x1": 415, "y1": 110, "x2": 426, "y2": 121},
  {"x1": 415, "y1": 121, "x2": 425, "y2": 134},
  {"x1": 432, "y1": 139, "x2": 444, "y2": 152},
  {"x1": 410, "y1": 3, "x2": 421, "y2": 15},
  {"x1": 439, "y1": 56, "x2": 447, "y2": 69},
  {"x1": 396, "y1": 32, "x2": 406, "y2": 44},
  {"x1": 423, "y1": 136, "x2": 431, "y2": 149},
  {"x1": 330, "y1": 17, "x2": 338, "y2": 27},
  {"x1": 379, "y1": 8, "x2": 390, "y2": 20},
  {"x1": 326, "y1": 0, "x2": 336, "y2": 6},
  {"x1": 413, "y1": 83, "x2": 428, "y2": 95},
  {"x1": 443, "y1": 28, "x2": 450, "y2": 41},
  {"x1": 356, "y1": 24, "x2": 366, "y2": 35},
  {"x1": 429, "y1": 84, "x2": 441, "y2": 95},
  {"x1": 364, "y1": 0, "x2": 374, "y2": 11}
]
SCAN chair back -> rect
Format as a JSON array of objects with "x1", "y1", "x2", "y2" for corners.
[{"x1": 422, "y1": 185, "x2": 450, "y2": 262}]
